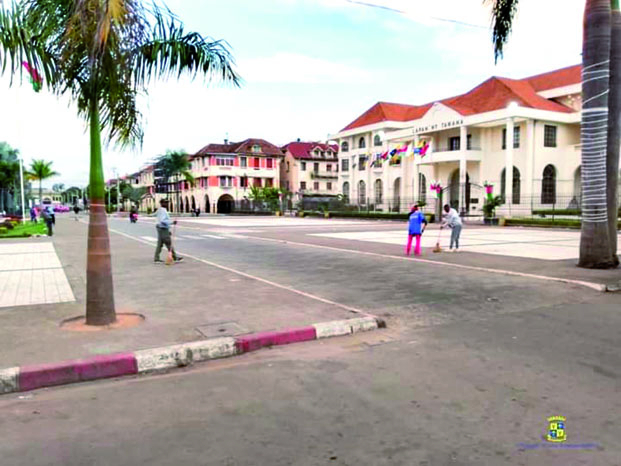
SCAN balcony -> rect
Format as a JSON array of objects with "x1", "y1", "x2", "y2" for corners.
[
  {"x1": 416, "y1": 148, "x2": 483, "y2": 165},
  {"x1": 310, "y1": 171, "x2": 338, "y2": 180}
]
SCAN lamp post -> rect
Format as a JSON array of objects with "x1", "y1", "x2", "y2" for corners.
[{"x1": 18, "y1": 156, "x2": 26, "y2": 224}]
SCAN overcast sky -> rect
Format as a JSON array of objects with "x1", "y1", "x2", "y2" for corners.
[{"x1": 0, "y1": 0, "x2": 584, "y2": 188}]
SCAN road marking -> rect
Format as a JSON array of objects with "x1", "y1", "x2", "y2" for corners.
[
  {"x1": 245, "y1": 236, "x2": 606, "y2": 292},
  {"x1": 108, "y1": 228, "x2": 371, "y2": 317},
  {"x1": 201, "y1": 234, "x2": 226, "y2": 239},
  {"x1": 140, "y1": 236, "x2": 157, "y2": 242},
  {"x1": 179, "y1": 235, "x2": 206, "y2": 240}
]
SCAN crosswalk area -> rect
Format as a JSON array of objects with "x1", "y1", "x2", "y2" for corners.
[{"x1": 139, "y1": 233, "x2": 247, "y2": 242}]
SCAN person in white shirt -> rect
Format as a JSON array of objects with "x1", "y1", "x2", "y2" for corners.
[
  {"x1": 154, "y1": 199, "x2": 183, "y2": 263},
  {"x1": 440, "y1": 204, "x2": 463, "y2": 252}
]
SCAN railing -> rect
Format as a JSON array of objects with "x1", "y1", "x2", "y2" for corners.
[{"x1": 310, "y1": 171, "x2": 338, "y2": 180}]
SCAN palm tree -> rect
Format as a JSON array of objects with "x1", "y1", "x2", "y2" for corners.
[
  {"x1": 0, "y1": 1, "x2": 240, "y2": 325},
  {"x1": 156, "y1": 150, "x2": 195, "y2": 213},
  {"x1": 489, "y1": 0, "x2": 618, "y2": 268},
  {"x1": 0, "y1": 142, "x2": 21, "y2": 214},
  {"x1": 26, "y1": 159, "x2": 59, "y2": 205}
]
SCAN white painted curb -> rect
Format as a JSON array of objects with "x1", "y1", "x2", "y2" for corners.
[
  {"x1": 313, "y1": 316, "x2": 379, "y2": 339},
  {"x1": 0, "y1": 367, "x2": 19, "y2": 394},
  {"x1": 135, "y1": 337, "x2": 238, "y2": 373}
]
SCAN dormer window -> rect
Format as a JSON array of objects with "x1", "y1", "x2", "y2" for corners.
[{"x1": 251, "y1": 144, "x2": 261, "y2": 153}]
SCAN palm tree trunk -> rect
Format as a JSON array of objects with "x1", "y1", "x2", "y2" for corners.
[
  {"x1": 579, "y1": 0, "x2": 615, "y2": 268},
  {"x1": 607, "y1": 0, "x2": 621, "y2": 266},
  {"x1": 85, "y1": 100, "x2": 116, "y2": 325}
]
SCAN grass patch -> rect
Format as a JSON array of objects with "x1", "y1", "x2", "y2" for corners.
[
  {"x1": 506, "y1": 217, "x2": 621, "y2": 229},
  {"x1": 0, "y1": 221, "x2": 47, "y2": 238}
]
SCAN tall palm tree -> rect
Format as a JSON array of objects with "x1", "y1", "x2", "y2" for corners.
[
  {"x1": 26, "y1": 159, "x2": 59, "y2": 204},
  {"x1": 0, "y1": 0, "x2": 240, "y2": 325},
  {"x1": 156, "y1": 150, "x2": 195, "y2": 213},
  {"x1": 489, "y1": 0, "x2": 618, "y2": 268},
  {"x1": 0, "y1": 142, "x2": 21, "y2": 214}
]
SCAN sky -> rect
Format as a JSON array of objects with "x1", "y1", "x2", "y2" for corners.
[{"x1": 0, "y1": 0, "x2": 585, "y2": 188}]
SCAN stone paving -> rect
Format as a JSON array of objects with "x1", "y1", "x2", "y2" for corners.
[{"x1": 0, "y1": 242, "x2": 74, "y2": 308}]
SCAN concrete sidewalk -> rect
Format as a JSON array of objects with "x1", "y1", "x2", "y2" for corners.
[{"x1": 0, "y1": 216, "x2": 360, "y2": 369}]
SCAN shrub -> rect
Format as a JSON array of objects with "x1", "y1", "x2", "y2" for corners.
[
  {"x1": 1, "y1": 220, "x2": 15, "y2": 230},
  {"x1": 0, "y1": 227, "x2": 7, "y2": 235}
]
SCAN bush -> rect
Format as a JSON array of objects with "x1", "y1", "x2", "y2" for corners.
[
  {"x1": 1, "y1": 220, "x2": 15, "y2": 230},
  {"x1": 0, "y1": 227, "x2": 7, "y2": 235},
  {"x1": 327, "y1": 211, "x2": 435, "y2": 223},
  {"x1": 504, "y1": 218, "x2": 621, "y2": 229}
]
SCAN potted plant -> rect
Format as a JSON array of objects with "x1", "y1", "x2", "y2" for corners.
[{"x1": 483, "y1": 195, "x2": 503, "y2": 225}]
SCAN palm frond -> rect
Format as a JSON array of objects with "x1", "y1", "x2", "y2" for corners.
[{"x1": 487, "y1": 0, "x2": 520, "y2": 63}]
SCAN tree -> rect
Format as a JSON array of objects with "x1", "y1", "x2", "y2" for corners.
[
  {"x1": 489, "y1": 0, "x2": 618, "y2": 268},
  {"x1": 0, "y1": 0, "x2": 239, "y2": 325},
  {"x1": 156, "y1": 150, "x2": 195, "y2": 213},
  {"x1": 52, "y1": 183, "x2": 65, "y2": 193},
  {"x1": 0, "y1": 142, "x2": 21, "y2": 214},
  {"x1": 120, "y1": 182, "x2": 147, "y2": 207},
  {"x1": 25, "y1": 159, "x2": 59, "y2": 204}
]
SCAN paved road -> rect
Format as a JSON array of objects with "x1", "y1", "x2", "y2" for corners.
[{"x1": 1, "y1": 215, "x2": 619, "y2": 465}]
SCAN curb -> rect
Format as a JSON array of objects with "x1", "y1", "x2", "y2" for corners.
[{"x1": 0, "y1": 316, "x2": 384, "y2": 395}]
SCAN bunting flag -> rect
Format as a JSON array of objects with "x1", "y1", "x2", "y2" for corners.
[
  {"x1": 412, "y1": 139, "x2": 430, "y2": 157},
  {"x1": 21, "y1": 61, "x2": 43, "y2": 92},
  {"x1": 397, "y1": 143, "x2": 409, "y2": 154}
]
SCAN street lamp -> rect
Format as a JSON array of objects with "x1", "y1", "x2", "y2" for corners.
[{"x1": 18, "y1": 156, "x2": 26, "y2": 224}]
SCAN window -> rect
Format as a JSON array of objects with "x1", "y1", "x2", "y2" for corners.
[
  {"x1": 342, "y1": 182, "x2": 350, "y2": 200},
  {"x1": 251, "y1": 144, "x2": 261, "y2": 153},
  {"x1": 301, "y1": 162, "x2": 306, "y2": 171},
  {"x1": 541, "y1": 164, "x2": 556, "y2": 204},
  {"x1": 327, "y1": 164, "x2": 332, "y2": 172},
  {"x1": 240, "y1": 176, "x2": 248, "y2": 188},
  {"x1": 321, "y1": 151, "x2": 325, "y2": 157},
  {"x1": 314, "y1": 182, "x2": 319, "y2": 190},
  {"x1": 418, "y1": 173, "x2": 427, "y2": 203},
  {"x1": 266, "y1": 158, "x2": 273, "y2": 169},
  {"x1": 375, "y1": 179, "x2": 383, "y2": 204},
  {"x1": 449, "y1": 137, "x2": 460, "y2": 151},
  {"x1": 254, "y1": 157, "x2": 260, "y2": 168},
  {"x1": 300, "y1": 181, "x2": 307, "y2": 190},
  {"x1": 286, "y1": 161, "x2": 290, "y2": 172},
  {"x1": 358, "y1": 155, "x2": 366, "y2": 171},
  {"x1": 501, "y1": 167, "x2": 521, "y2": 204},
  {"x1": 544, "y1": 125, "x2": 557, "y2": 147},
  {"x1": 341, "y1": 141, "x2": 349, "y2": 152},
  {"x1": 341, "y1": 159, "x2": 349, "y2": 172},
  {"x1": 266, "y1": 178, "x2": 273, "y2": 187},
  {"x1": 358, "y1": 137, "x2": 366, "y2": 149},
  {"x1": 253, "y1": 178, "x2": 262, "y2": 187},
  {"x1": 467, "y1": 134, "x2": 472, "y2": 150},
  {"x1": 502, "y1": 127, "x2": 520, "y2": 149},
  {"x1": 240, "y1": 157, "x2": 247, "y2": 168},
  {"x1": 327, "y1": 182, "x2": 332, "y2": 190},
  {"x1": 313, "y1": 162, "x2": 319, "y2": 172},
  {"x1": 374, "y1": 135, "x2": 382, "y2": 146},
  {"x1": 358, "y1": 180, "x2": 366, "y2": 205},
  {"x1": 216, "y1": 157, "x2": 234, "y2": 166},
  {"x1": 219, "y1": 176, "x2": 233, "y2": 187}
]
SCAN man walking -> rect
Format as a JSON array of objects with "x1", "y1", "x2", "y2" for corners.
[
  {"x1": 154, "y1": 199, "x2": 183, "y2": 264},
  {"x1": 441, "y1": 204, "x2": 463, "y2": 252},
  {"x1": 41, "y1": 206, "x2": 53, "y2": 236}
]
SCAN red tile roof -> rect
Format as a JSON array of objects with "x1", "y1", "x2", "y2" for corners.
[
  {"x1": 194, "y1": 138, "x2": 284, "y2": 157},
  {"x1": 341, "y1": 65, "x2": 580, "y2": 130},
  {"x1": 282, "y1": 141, "x2": 338, "y2": 160}
]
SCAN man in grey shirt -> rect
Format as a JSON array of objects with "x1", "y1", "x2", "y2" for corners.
[{"x1": 154, "y1": 199, "x2": 183, "y2": 263}]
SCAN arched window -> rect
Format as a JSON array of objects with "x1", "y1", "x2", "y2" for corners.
[
  {"x1": 358, "y1": 180, "x2": 366, "y2": 205},
  {"x1": 358, "y1": 137, "x2": 366, "y2": 149},
  {"x1": 541, "y1": 164, "x2": 556, "y2": 204},
  {"x1": 342, "y1": 182, "x2": 350, "y2": 201},
  {"x1": 418, "y1": 173, "x2": 427, "y2": 203},
  {"x1": 501, "y1": 167, "x2": 521, "y2": 204},
  {"x1": 375, "y1": 179, "x2": 383, "y2": 204},
  {"x1": 373, "y1": 135, "x2": 382, "y2": 146},
  {"x1": 341, "y1": 141, "x2": 349, "y2": 152}
]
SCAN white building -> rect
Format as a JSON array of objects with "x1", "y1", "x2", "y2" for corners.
[{"x1": 331, "y1": 65, "x2": 586, "y2": 217}]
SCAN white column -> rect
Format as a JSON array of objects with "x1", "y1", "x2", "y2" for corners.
[
  {"x1": 525, "y1": 119, "x2": 535, "y2": 205},
  {"x1": 459, "y1": 125, "x2": 468, "y2": 214},
  {"x1": 505, "y1": 117, "x2": 514, "y2": 215},
  {"x1": 413, "y1": 135, "x2": 420, "y2": 203}
]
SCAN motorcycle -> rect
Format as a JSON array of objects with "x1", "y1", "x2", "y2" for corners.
[{"x1": 130, "y1": 212, "x2": 138, "y2": 223}]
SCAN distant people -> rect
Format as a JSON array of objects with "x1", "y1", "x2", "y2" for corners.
[
  {"x1": 441, "y1": 204, "x2": 463, "y2": 252},
  {"x1": 30, "y1": 206, "x2": 38, "y2": 223},
  {"x1": 73, "y1": 204, "x2": 80, "y2": 221},
  {"x1": 130, "y1": 205, "x2": 138, "y2": 223},
  {"x1": 194, "y1": 207, "x2": 200, "y2": 217},
  {"x1": 154, "y1": 199, "x2": 183, "y2": 264},
  {"x1": 405, "y1": 204, "x2": 427, "y2": 256},
  {"x1": 41, "y1": 206, "x2": 53, "y2": 236}
]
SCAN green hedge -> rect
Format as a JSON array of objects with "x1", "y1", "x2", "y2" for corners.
[
  {"x1": 302, "y1": 211, "x2": 435, "y2": 223},
  {"x1": 506, "y1": 218, "x2": 621, "y2": 229},
  {"x1": 533, "y1": 208, "x2": 621, "y2": 217}
]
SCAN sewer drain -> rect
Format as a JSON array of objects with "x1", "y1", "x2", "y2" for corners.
[{"x1": 195, "y1": 322, "x2": 248, "y2": 338}]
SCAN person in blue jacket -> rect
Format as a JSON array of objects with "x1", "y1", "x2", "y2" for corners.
[{"x1": 406, "y1": 204, "x2": 427, "y2": 256}]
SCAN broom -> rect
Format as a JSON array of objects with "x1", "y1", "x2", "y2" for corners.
[
  {"x1": 165, "y1": 222, "x2": 176, "y2": 265},
  {"x1": 432, "y1": 227, "x2": 443, "y2": 253}
]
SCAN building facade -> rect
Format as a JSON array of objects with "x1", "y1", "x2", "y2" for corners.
[
  {"x1": 280, "y1": 141, "x2": 339, "y2": 203},
  {"x1": 331, "y1": 65, "x2": 585, "y2": 217}
]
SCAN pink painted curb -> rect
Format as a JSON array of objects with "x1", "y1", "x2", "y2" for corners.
[
  {"x1": 2, "y1": 316, "x2": 383, "y2": 394},
  {"x1": 235, "y1": 326, "x2": 317, "y2": 353},
  {"x1": 18, "y1": 353, "x2": 138, "y2": 392}
]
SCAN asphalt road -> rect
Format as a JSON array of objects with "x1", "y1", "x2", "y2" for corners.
[{"x1": 1, "y1": 215, "x2": 619, "y2": 465}]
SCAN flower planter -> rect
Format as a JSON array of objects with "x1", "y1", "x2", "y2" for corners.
[{"x1": 484, "y1": 217, "x2": 499, "y2": 226}]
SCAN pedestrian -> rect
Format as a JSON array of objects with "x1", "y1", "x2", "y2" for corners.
[
  {"x1": 30, "y1": 206, "x2": 37, "y2": 223},
  {"x1": 41, "y1": 206, "x2": 53, "y2": 236},
  {"x1": 405, "y1": 204, "x2": 427, "y2": 256},
  {"x1": 441, "y1": 204, "x2": 463, "y2": 252},
  {"x1": 47, "y1": 205, "x2": 55, "y2": 225},
  {"x1": 73, "y1": 204, "x2": 80, "y2": 221},
  {"x1": 154, "y1": 199, "x2": 183, "y2": 264}
]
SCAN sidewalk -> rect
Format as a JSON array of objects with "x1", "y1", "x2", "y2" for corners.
[{"x1": 0, "y1": 217, "x2": 363, "y2": 370}]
